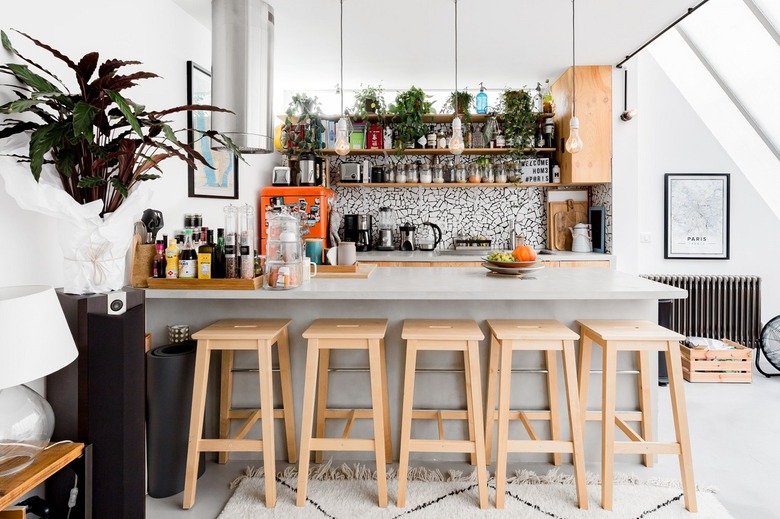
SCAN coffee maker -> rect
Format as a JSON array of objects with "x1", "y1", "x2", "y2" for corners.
[
  {"x1": 344, "y1": 214, "x2": 372, "y2": 251},
  {"x1": 399, "y1": 222, "x2": 416, "y2": 251}
]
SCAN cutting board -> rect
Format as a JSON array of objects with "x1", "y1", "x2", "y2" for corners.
[
  {"x1": 547, "y1": 200, "x2": 588, "y2": 251},
  {"x1": 315, "y1": 263, "x2": 377, "y2": 279}
]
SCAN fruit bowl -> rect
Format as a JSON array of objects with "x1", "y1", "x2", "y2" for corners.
[{"x1": 482, "y1": 256, "x2": 540, "y2": 268}]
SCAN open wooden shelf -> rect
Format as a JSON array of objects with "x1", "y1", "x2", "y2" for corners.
[
  {"x1": 338, "y1": 182, "x2": 555, "y2": 188},
  {"x1": 320, "y1": 113, "x2": 555, "y2": 123},
  {"x1": 320, "y1": 147, "x2": 555, "y2": 156}
]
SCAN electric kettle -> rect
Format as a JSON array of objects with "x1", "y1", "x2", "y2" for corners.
[
  {"x1": 570, "y1": 223, "x2": 593, "y2": 253},
  {"x1": 417, "y1": 222, "x2": 442, "y2": 251}
]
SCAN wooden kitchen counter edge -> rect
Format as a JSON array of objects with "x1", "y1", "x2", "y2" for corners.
[
  {"x1": 144, "y1": 267, "x2": 686, "y2": 301},
  {"x1": 0, "y1": 442, "x2": 84, "y2": 510}
]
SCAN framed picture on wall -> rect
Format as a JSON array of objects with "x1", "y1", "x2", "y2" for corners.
[
  {"x1": 187, "y1": 61, "x2": 239, "y2": 199},
  {"x1": 664, "y1": 173, "x2": 730, "y2": 260}
]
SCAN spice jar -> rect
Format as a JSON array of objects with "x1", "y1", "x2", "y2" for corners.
[
  {"x1": 482, "y1": 162, "x2": 495, "y2": 183},
  {"x1": 407, "y1": 162, "x2": 419, "y2": 183},
  {"x1": 433, "y1": 164, "x2": 445, "y2": 184},
  {"x1": 419, "y1": 163, "x2": 432, "y2": 183},
  {"x1": 455, "y1": 163, "x2": 467, "y2": 183},
  {"x1": 468, "y1": 163, "x2": 482, "y2": 183},
  {"x1": 384, "y1": 166, "x2": 395, "y2": 183},
  {"x1": 495, "y1": 162, "x2": 508, "y2": 183},
  {"x1": 396, "y1": 164, "x2": 407, "y2": 184}
]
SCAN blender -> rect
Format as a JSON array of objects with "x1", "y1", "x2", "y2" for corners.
[{"x1": 376, "y1": 207, "x2": 395, "y2": 251}]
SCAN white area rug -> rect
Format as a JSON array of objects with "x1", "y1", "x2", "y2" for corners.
[{"x1": 218, "y1": 463, "x2": 733, "y2": 518}]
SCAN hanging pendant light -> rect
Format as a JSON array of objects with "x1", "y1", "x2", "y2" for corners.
[
  {"x1": 449, "y1": 0, "x2": 465, "y2": 155},
  {"x1": 565, "y1": 0, "x2": 584, "y2": 154},
  {"x1": 334, "y1": 0, "x2": 350, "y2": 156}
]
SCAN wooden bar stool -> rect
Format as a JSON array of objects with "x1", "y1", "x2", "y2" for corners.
[
  {"x1": 485, "y1": 320, "x2": 588, "y2": 509},
  {"x1": 297, "y1": 319, "x2": 390, "y2": 508},
  {"x1": 183, "y1": 319, "x2": 294, "y2": 509},
  {"x1": 577, "y1": 320, "x2": 696, "y2": 512},
  {"x1": 397, "y1": 320, "x2": 489, "y2": 509}
]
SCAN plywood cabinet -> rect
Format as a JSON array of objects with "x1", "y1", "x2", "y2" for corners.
[{"x1": 551, "y1": 65, "x2": 612, "y2": 185}]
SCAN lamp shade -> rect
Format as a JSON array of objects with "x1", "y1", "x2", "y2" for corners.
[{"x1": 0, "y1": 286, "x2": 78, "y2": 389}]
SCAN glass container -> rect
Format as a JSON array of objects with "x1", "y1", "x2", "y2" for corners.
[
  {"x1": 223, "y1": 205, "x2": 238, "y2": 279},
  {"x1": 264, "y1": 212, "x2": 302, "y2": 290},
  {"x1": 420, "y1": 164, "x2": 432, "y2": 183},
  {"x1": 383, "y1": 166, "x2": 395, "y2": 183},
  {"x1": 468, "y1": 163, "x2": 482, "y2": 183},
  {"x1": 238, "y1": 204, "x2": 255, "y2": 279},
  {"x1": 455, "y1": 163, "x2": 467, "y2": 183},
  {"x1": 433, "y1": 164, "x2": 445, "y2": 184},
  {"x1": 483, "y1": 163, "x2": 495, "y2": 183},
  {"x1": 495, "y1": 162, "x2": 508, "y2": 183},
  {"x1": 506, "y1": 161, "x2": 517, "y2": 182},
  {"x1": 407, "y1": 162, "x2": 419, "y2": 183},
  {"x1": 396, "y1": 164, "x2": 407, "y2": 184}
]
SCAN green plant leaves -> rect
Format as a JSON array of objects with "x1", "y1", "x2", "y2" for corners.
[
  {"x1": 6, "y1": 63, "x2": 58, "y2": 93},
  {"x1": 76, "y1": 175, "x2": 106, "y2": 188},
  {"x1": 106, "y1": 89, "x2": 142, "y2": 136},
  {"x1": 29, "y1": 122, "x2": 68, "y2": 180},
  {"x1": 73, "y1": 102, "x2": 98, "y2": 141}
]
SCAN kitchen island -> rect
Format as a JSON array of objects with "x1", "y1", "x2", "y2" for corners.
[{"x1": 145, "y1": 267, "x2": 684, "y2": 462}]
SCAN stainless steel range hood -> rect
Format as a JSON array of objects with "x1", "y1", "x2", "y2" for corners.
[{"x1": 211, "y1": 0, "x2": 274, "y2": 153}]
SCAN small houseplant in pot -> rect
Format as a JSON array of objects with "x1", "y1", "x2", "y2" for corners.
[
  {"x1": 281, "y1": 93, "x2": 325, "y2": 157},
  {"x1": 0, "y1": 30, "x2": 240, "y2": 294},
  {"x1": 388, "y1": 86, "x2": 435, "y2": 150},
  {"x1": 499, "y1": 88, "x2": 536, "y2": 164},
  {"x1": 351, "y1": 84, "x2": 386, "y2": 121},
  {"x1": 443, "y1": 89, "x2": 474, "y2": 140}
]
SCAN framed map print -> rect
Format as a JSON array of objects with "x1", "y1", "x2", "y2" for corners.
[
  {"x1": 187, "y1": 61, "x2": 239, "y2": 199},
  {"x1": 664, "y1": 173, "x2": 730, "y2": 260}
]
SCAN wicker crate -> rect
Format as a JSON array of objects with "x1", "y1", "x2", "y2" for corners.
[{"x1": 680, "y1": 339, "x2": 752, "y2": 383}]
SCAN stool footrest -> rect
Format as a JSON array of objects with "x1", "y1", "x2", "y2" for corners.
[
  {"x1": 506, "y1": 440, "x2": 574, "y2": 454},
  {"x1": 412, "y1": 409, "x2": 469, "y2": 420},
  {"x1": 490, "y1": 410, "x2": 553, "y2": 421},
  {"x1": 228, "y1": 408, "x2": 286, "y2": 419},
  {"x1": 614, "y1": 441, "x2": 681, "y2": 455},
  {"x1": 323, "y1": 409, "x2": 375, "y2": 419},
  {"x1": 585, "y1": 410, "x2": 644, "y2": 421},
  {"x1": 198, "y1": 439, "x2": 263, "y2": 452},
  {"x1": 408, "y1": 439, "x2": 476, "y2": 453},
  {"x1": 309, "y1": 438, "x2": 376, "y2": 452}
]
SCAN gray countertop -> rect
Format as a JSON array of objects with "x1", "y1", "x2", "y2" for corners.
[
  {"x1": 144, "y1": 266, "x2": 683, "y2": 301},
  {"x1": 356, "y1": 250, "x2": 614, "y2": 263}
]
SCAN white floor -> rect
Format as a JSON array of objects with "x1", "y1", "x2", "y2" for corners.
[{"x1": 147, "y1": 365, "x2": 780, "y2": 518}]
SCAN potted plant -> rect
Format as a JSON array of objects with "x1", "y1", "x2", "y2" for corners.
[
  {"x1": 0, "y1": 30, "x2": 240, "y2": 294},
  {"x1": 282, "y1": 93, "x2": 325, "y2": 156},
  {"x1": 499, "y1": 88, "x2": 536, "y2": 164},
  {"x1": 351, "y1": 84, "x2": 386, "y2": 121},
  {"x1": 443, "y1": 89, "x2": 474, "y2": 139},
  {"x1": 388, "y1": 86, "x2": 435, "y2": 150}
]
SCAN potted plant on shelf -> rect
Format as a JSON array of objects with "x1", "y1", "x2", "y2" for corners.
[
  {"x1": 388, "y1": 86, "x2": 435, "y2": 150},
  {"x1": 443, "y1": 89, "x2": 474, "y2": 141},
  {"x1": 499, "y1": 88, "x2": 536, "y2": 164},
  {"x1": 351, "y1": 84, "x2": 386, "y2": 121},
  {"x1": 282, "y1": 93, "x2": 325, "y2": 157},
  {"x1": 0, "y1": 30, "x2": 241, "y2": 294}
]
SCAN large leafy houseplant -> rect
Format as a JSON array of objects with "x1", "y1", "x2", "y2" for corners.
[
  {"x1": 282, "y1": 93, "x2": 324, "y2": 157},
  {"x1": 388, "y1": 86, "x2": 435, "y2": 149},
  {"x1": 499, "y1": 89, "x2": 536, "y2": 164},
  {"x1": 351, "y1": 84, "x2": 386, "y2": 121},
  {"x1": 0, "y1": 30, "x2": 240, "y2": 217}
]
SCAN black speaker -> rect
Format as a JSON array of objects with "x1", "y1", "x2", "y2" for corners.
[{"x1": 46, "y1": 289, "x2": 146, "y2": 518}]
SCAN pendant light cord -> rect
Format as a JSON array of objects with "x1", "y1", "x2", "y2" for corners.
[
  {"x1": 340, "y1": 0, "x2": 344, "y2": 115},
  {"x1": 572, "y1": 0, "x2": 576, "y2": 118},
  {"x1": 454, "y1": 0, "x2": 459, "y2": 114}
]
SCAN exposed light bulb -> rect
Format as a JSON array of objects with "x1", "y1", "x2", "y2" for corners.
[
  {"x1": 565, "y1": 116, "x2": 584, "y2": 154},
  {"x1": 334, "y1": 117, "x2": 350, "y2": 156},
  {"x1": 449, "y1": 116, "x2": 465, "y2": 155}
]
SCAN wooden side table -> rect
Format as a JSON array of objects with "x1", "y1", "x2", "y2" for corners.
[{"x1": 0, "y1": 443, "x2": 87, "y2": 514}]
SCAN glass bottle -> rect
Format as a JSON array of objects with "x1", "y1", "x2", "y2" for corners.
[
  {"x1": 197, "y1": 229, "x2": 215, "y2": 279},
  {"x1": 238, "y1": 204, "x2": 255, "y2": 279},
  {"x1": 476, "y1": 82, "x2": 488, "y2": 114},
  {"x1": 178, "y1": 229, "x2": 197, "y2": 279},
  {"x1": 224, "y1": 205, "x2": 238, "y2": 278},
  {"x1": 213, "y1": 228, "x2": 226, "y2": 278},
  {"x1": 165, "y1": 238, "x2": 179, "y2": 279},
  {"x1": 152, "y1": 240, "x2": 166, "y2": 279}
]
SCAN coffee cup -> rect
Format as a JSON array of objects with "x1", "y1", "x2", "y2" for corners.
[
  {"x1": 302, "y1": 258, "x2": 318, "y2": 282},
  {"x1": 305, "y1": 238, "x2": 324, "y2": 265},
  {"x1": 337, "y1": 241, "x2": 356, "y2": 266},
  {"x1": 325, "y1": 247, "x2": 338, "y2": 265}
]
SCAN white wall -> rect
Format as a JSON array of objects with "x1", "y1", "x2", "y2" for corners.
[
  {"x1": 612, "y1": 52, "x2": 780, "y2": 324},
  {"x1": 0, "y1": 0, "x2": 277, "y2": 289}
]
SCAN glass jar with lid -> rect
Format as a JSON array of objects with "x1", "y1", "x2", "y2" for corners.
[
  {"x1": 468, "y1": 163, "x2": 482, "y2": 183},
  {"x1": 505, "y1": 161, "x2": 517, "y2": 182},
  {"x1": 455, "y1": 163, "x2": 467, "y2": 183},
  {"x1": 495, "y1": 162, "x2": 508, "y2": 183},
  {"x1": 433, "y1": 163, "x2": 445, "y2": 184},
  {"x1": 419, "y1": 163, "x2": 432, "y2": 183},
  {"x1": 407, "y1": 162, "x2": 419, "y2": 183},
  {"x1": 264, "y1": 212, "x2": 302, "y2": 290},
  {"x1": 396, "y1": 164, "x2": 407, "y2": 184},
  {"x1": 383, "y1": 166, "x2": 395, "y2": 183},
  {"x1": 482, "y1": 162, "x2": 495, "y2": 183}
]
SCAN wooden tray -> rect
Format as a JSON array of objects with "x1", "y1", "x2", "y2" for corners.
[
  {"x1": 680, "y1": 339, "x2": 752, "y2": 383},
  {"x1": 146, "y1": 276, "x2": 263, "y2": 290},
  {"x1": 315, "y1": 263, "x2": 377, "y2": 279},
  {"x1": 317, "y1": 263, "x2": 360, "y2": 273}
]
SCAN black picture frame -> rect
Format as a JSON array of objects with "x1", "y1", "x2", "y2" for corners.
[
  {"x1": 664, "y1": 173, "x2": 730, "y2": 260},
  {"x1": 187, "y1": 61, "x2": 239, "y2": 199}
]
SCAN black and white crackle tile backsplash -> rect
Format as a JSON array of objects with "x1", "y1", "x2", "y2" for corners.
[{"x1": 327, "y1": 167, "x2": 612, "y2": 253}]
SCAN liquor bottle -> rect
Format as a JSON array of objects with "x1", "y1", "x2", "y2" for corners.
[
  {"x1": 476, "y1": 82, "x2": 488, "y2": 114},
  {"x1": 178, "y1": 228, "x2": 198, "y2": 279},
  {"x1": 198, "y1": 229, "x2": 215, "y2": 279},
  {"x1": 152, "y1": 240, "x2": 166, "y2": 278},
  {"x1": 213, "y1": 228, "x2": 226, "y2": 279},
  {"x1": 165, "y1": 239, "x2": 180, "y2": 279}
]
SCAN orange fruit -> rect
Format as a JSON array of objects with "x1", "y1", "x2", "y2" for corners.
[{"x1": 512, "y1": 245, "x2": 537, "y2": 262}]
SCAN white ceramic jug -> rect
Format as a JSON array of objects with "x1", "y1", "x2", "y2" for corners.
[{"x1": 570, "y1": 223, "x2": 593, "y2": 253}]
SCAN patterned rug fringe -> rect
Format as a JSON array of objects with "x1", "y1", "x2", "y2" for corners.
[{"x1": 230, "y1": 462, "x2": 716, "y2": 494}]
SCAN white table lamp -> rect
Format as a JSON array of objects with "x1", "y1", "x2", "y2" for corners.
[{"x1": 0, "y1": 285, "x2": 78, "y2": 476}]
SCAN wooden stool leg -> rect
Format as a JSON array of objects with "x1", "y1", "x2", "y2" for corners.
[
  {"x1": 666, "y1": 341, "x2": 698, "y2": 513},
  {"x1": 484, "y1": 333, "x2": 499, "y2": 464},
  {"x1": 601, "y1": 345, "x2": 618, "y2": 511},
  {"x1": 257, "y1": 340, "x2": 277, "y2": 507},
  {"x1": 368, "y1": 339, "x2": 388, "y2": 507},
  {"x1": 396, "y1": 340, "x2": 418, "y2": 508},
  {"x1": 494, "y1": 337, "x2": 513, "y2": 509},
  {"x1": 466, "y1": 340, "x2": 489, "y2": 509},
  {"x1": 276, "y1": 329, "x2": 298, "y2": 464},
  {"x1": 578, "y1": 332, "x2": 594, "y2": 432},
  {"x1": 464, "y1": 350, "x2": 477, "y2": 466},
  {"x1": 218, "y1": 350, "x2": 234, "y2": 464},
  {"x1": 562, "y1": 341, "x2": 589, "y2": 510},
  {"x1": 313, "y1": 348, "x2": 331, "y2": 464},
  {"x1": 296, "y1": 340, "x2": 321, "y2": 507},
  {"x1": 637, "y1": 350, "x2": 653, "y2": 467},
  {"x1": 183, "y1": 341, "x2": 211, "y2": 509},
  {"x1": 545, "y1": 349, "x2": 562, "y2": 466},
  {"x1": 379, "y1": 339, "x2": 392, "y2": 462}
]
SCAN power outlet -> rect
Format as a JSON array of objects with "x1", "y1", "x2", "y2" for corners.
[{"x1": 640, "y1": 233, "x2": 652, "y2": 244}]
